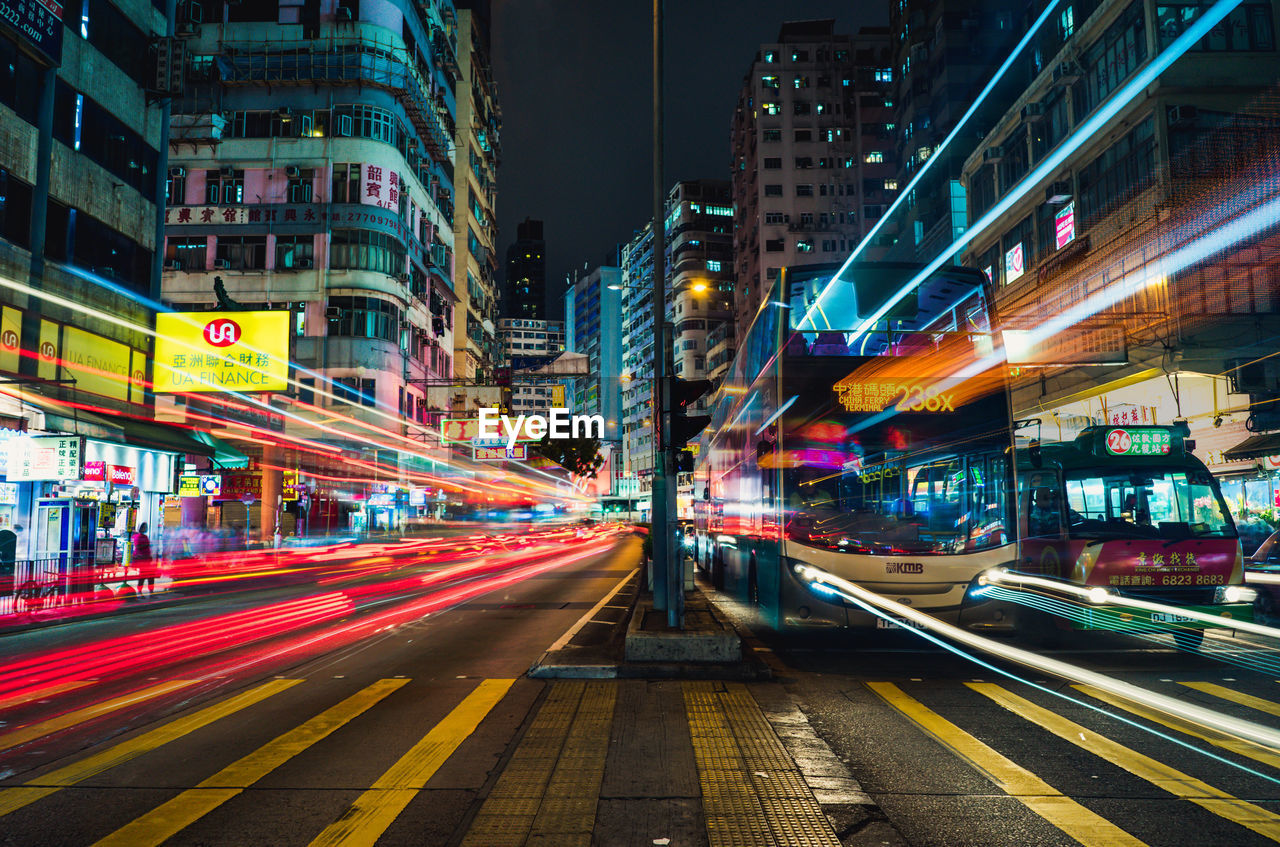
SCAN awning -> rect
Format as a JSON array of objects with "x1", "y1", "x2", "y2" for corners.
[
  {"x1": 119, "y1": 419, "x2": 214, "y2": 457},
  {"x1": 191, "y1": 430, "x2": 250, "y2": 470},
  {"x1": 42, "y1": 410, "x2": 125, "y2": 442},
  {"x1": 1223, "y1": 433, "x2": 1280, "y2": 461}
]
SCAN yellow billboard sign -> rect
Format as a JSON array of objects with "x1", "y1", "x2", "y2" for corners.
[
  {"x1": 63, "y1": 326, "x2": 133, "y2": 402},
  {"x1": 154, "y1": 311, "x2": 290, "y2": 393},
  {"x1": 0, "y1": 307, "x2": 19, "y2": 374}
]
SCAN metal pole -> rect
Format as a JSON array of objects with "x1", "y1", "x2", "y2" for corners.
[{"x1": 650, "y1": 0, "x2": 670, "y2": 616}]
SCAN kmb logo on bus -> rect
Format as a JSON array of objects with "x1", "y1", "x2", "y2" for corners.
[{"x1": 886, "y1": 561, "x2": 924, "y2": 574}]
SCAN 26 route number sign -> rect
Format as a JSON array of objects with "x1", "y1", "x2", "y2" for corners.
[{"x1": 1105, "y1": 427, "x2": 1171, "y2": 456}]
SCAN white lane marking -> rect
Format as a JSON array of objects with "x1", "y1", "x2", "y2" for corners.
[{"x1": 545, "y1": 568, "x2": 638, "y2": 654}]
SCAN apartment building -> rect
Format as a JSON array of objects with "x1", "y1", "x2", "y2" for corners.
[
  {"x1": 730, "y1": 21, "x2": 897, "y2": 331},
  {"x1": 505, "y1": 217, "x2": 547, "y2": 320},
  {"x1": 161, "y1": 0, "x2": 461, "y2": 532}
]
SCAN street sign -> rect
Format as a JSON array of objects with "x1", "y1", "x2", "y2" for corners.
[{"x1": 474, "y1": 445, "x2": 528, "y2": 461}]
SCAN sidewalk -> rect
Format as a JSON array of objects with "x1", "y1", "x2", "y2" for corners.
[{"x1": 507, "y1": 567, "x2": 908, "y2": 847}]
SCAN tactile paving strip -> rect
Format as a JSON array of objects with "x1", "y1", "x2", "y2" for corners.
[
  {"x1": 462, "y1": 681, "x2": 617, "y2": 846},
  {"x1": 683, "y1": 681, "x2": 841, "y2": 847}
]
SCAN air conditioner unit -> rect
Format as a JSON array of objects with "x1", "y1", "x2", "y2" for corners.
[
  {"x1": 1168, "y1": 105, "x2": 1198, "y2": 127},
  {"x1": 1021, "y1": 102, "x2": 1045, "y2": 122},
  {"x1": 219, "y1": 166, "x2": 235, "y2": 177},
  {"x1": 1053, "y1": 61, "x2": 1083, "y2": 84},
  {"x1": 982, "y1": 146, "x2": 1005, "y2": 162},
  {"x1": 1045, "y1": 181, "x2": 1072, "y2": 204},
  {"x1": 295, "y1": 258, "x2": 314, "y2": 269},
  {"x1": 285, "y1": 165, "x2": 301, "y2": 178},
  {"x1": 169, "y1": 166, "x2": 186, "y2": 178},
  {"x1": 325, "y1": 306, "x2": 341, "y2": 319},
  {"x1": 214, "y1": 259, "x2": 232, "y2": 269}
]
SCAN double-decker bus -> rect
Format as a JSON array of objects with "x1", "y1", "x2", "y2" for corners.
[{"x1": 693, "y1": 262, "x2": 1247, "y2": 635}]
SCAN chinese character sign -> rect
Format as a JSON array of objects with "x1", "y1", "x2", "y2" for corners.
[
  {"x1": 1055, "y1": 202, "x2": 1076, "y2": 249},
  {"x1": 1004, "y1": 242, "x2": 1025, "y2": 283},
  {"x1": 6, "y1": 436, "x2": 80, "y2": 481},
  {"x1": 153, "y1": 312, "x2": 290, "y2": 393}
]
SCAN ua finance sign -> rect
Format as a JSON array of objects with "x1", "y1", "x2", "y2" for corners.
[{"x1": 153, "y1": 312, "x2": 291, "y2": 393}]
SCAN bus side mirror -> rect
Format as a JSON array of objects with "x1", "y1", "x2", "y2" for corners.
[{"x1": 1030, "y1": 439, "x2": 1042, "y2": 467}]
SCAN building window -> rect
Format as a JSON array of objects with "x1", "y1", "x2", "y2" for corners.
[
  {"x1": 821, "y1": 239, "x2": 837, "y2": 252},
  {"x1": 288, "y1": 169, "x2": 315, "y2": 203},
  {"x1": 1082, "y1": 1, "x2": 1148, "y2": 113},
  {"x1": 761, "y1": 75, "x2": 779, "y2": 88},
  {"x1": 765, "y1": 239, "x2": 785, "y2": 252},
  {"x1": 1078, "y1": 116, "x2": 1156, "y2": 228},
  {"x1": 333, "y1": 377, "x2": 377, "y2": 407},
  {"x1": 215, "y1": 236, "x2": 266, "y2": 270},
  {"x1": 763, "y1": 157, "x2": 782, "y2": 169},
  {"x1": 795, "y1": 184, "x2": 814, "y2": 196},
  {"x1": 164, "y1": 236, "x2": 206, "y2": 271},
  {"x1": 875, "y1": 68, "x2": 893, "y2": 82},
  {"x1": 795, "y1": 156, "x2": 813, "y2": 168},
  {"x1": 762, "y1": 103, "x2": 781, "y2": 115},
  {"x1": 764, "y1": 211, "x2": 787, "y2": 224},
  {"x1": 206, "y1": 169, "x2": 245, "y2": 204},
  {"x1": 884, "y1": 178, "x2": 898, "y2": 190},
  {"x1": 327, "y1": 296, "x2": 403, "y2": 343},
  {"x1": 793, "y1": 75, "x2": 810, "y2": 88},
  {"x1": 1157, "y1": 1, "x2": 1275, "y2": 50},
  {"x1": 796, "y1": 240, "x2": 814, "y2": 253},
  {"x1": 329, "y1": 229, "x2": 407, "y2": 276},
  {"x1": 791, "y1": 49, "x2": 809, "y2": 61},
  {"x1": 793, "y1": 101, "x2": 811, "y2": 115},
  {"x1": 167, "y1": 171, "x2": 186, "y2": 206},
  {"x1": 864, "y1": 151, "x2": 884, "y2": 163},
  {"x1": 331, "y1": 163, "x2": 363, "y2": 203},
  {"x1": 762, "y1": 129, "x2": 782, "y2": 142},
  {"x1": 764, "y1": 50, "x2": 778, "y2": 63},
  {"x1": 275, "y1": 235, "x2": 315, "y2": 269},
  {"x1": 764, "y1": 184, "x2": 784, "y2": 197}
]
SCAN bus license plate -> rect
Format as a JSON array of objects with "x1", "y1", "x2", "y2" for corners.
[
  {"x1": 877, "y1": 617, "x2": 923, "y2": 630},
  {"x1": 1151, "y1": 612, "x2": 1195, "y2": 624}
]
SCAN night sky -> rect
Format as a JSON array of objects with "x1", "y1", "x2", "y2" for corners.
[{"x1": 490, "y1": 1, "x2": 887, "y2": 320}]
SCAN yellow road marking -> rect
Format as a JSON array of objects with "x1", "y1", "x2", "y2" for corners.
[
  {"x1": 0, "y1": 679, "x2": 201, "y2": 754},
  {"x1": 1181, "y1": 682, "x2": 1280, "y2": 718},
  {"x1": 0, "y1": 679, "x2": 95, "y2": 713},
  {"x1": 1075, "y1": 684, "x2": 1280, "y2": 771},
  {"x1": 0, "y1": 679, "x2": 301, "y2": 818},
  {"x1": 308, "y1": 678, "x2": 514, "y2": 847},
  {"x1": 92, "y1": 679, "x2": 407, "y2": 847},
  {"x1": 970, "y1": 682, "x2": 1280, "y2": 843},
  {"x1": 867, "y1": 682, "x2": 1146, "y2": 847}
]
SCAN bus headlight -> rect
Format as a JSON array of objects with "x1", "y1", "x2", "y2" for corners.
[
  {"x1": 1219, "y1": 585, "x2": 1257, "y2": 604},
  {"x1": 1088, "y1": 587, "x2": 1109, "y2": 605}
]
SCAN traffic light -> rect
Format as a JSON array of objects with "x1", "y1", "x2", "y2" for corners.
[{"x1": 668, "y1": 377, "x2": 712, "y2": 455}]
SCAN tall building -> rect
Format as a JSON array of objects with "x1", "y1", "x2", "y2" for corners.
[
  {"x1": 618, "y1": 180, "x2": 735, "y2": 511},
  {"x1": 882, "y1": 0, "x2": 1026, "y2": 262},
  {"x1": 566, "y1": 263, "x2": 627, "y2": 511},
  {"x1": 730, "y1": 21, "x2": 897, "y2": 331},
  {"x1": 162, "y1": 0, "x2": 461, "y2": 534},
  {"x1": 497, "y1": 316, "x2": 564, "y2": 416},
  {"x1": 565, "y1": 264, "x2": 623, "y2": 433},
  {"x1": 619, "y1": 224, "x2": 656, "y2": 504},
  {"x1": 958, "y1": 0, "x2": 1280, "y2": 514},
  {"x1": 0, "y1": 2, "x2": 201, "y2": 575},
  {"x1": 451, "y1": 0, "x2": 502, "y2": 395},
  {"x1": 505, "y1": 217, "x2": 547, "y2": 320}
]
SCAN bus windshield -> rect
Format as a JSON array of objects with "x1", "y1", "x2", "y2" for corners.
[
  {"x1": 1063, "y1": 468, "x2": 1236, "y2": 540},
  {"x1": 784, "y1": 452, "x2": 1010, "y2": 556}
]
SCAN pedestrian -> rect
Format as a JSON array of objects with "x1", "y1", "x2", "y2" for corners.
[{"x1": 133, "y1": 522, "x2": 158, "y2": 595}]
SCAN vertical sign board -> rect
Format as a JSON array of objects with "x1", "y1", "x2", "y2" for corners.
[
  {"x1": 6, "y1": 436, "x2": 80, "y2": 481},
  {"x1": 0, "y1": 307, "x2": 19, "y2": 374},
  {"x1": 0, "y1": 0, "x2": 64, "y2": 65},
  {"x1": 1004, "y1": 242, "x2": 1025, "y2": 283},
  {"x1": 1055, "y1": 202, "x2": 1076, "y2": 249}
]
